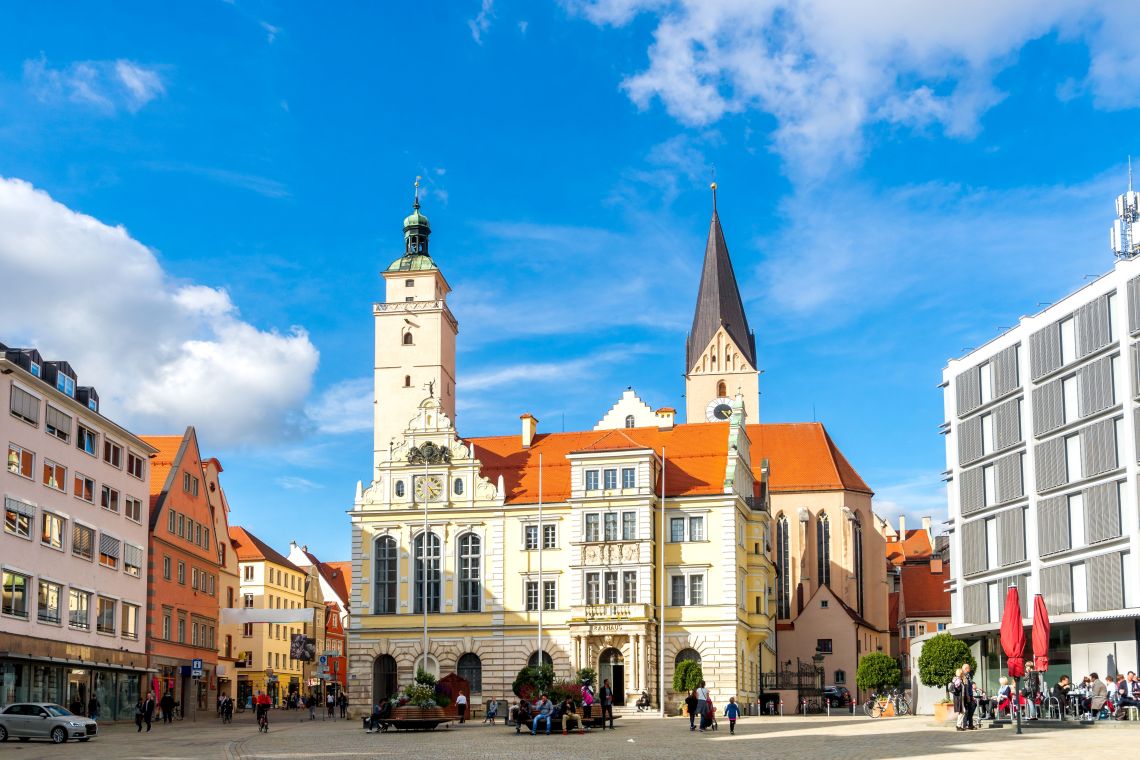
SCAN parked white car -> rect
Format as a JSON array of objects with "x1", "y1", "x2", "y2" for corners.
[{"x1": 0, "y1": 703, "x2": 97, "y2": 743}]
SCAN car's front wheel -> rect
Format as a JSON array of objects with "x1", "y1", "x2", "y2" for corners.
[
  {"x1": 0, "y1": 724, "x2": 7, "y2": 741},
  {"x1": 50, "y1": 727, "x2": 67, "y2": 744}
]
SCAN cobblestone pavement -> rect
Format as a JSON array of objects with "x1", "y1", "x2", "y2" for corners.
[{"x1": 3, "y1": 711, "x2": 1139, "y2": 759}]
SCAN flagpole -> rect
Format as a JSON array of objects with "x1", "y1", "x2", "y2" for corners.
[
  {"x1": 538, "y1": 453, "x2": 544, "y2": 667},
  {"x1": 659, "y1": 446, "x2": 666, "y2": 716}
]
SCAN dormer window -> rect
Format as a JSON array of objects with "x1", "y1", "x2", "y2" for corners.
[
  {"x1": 56, "y1": 375, "x2": 75, "y2": 397},
  {"x1": 29, "y1": 362, "x2": 41, "y2": 378},
  {"x1": 584, "y1": 470, "x2": 599, "y2": 491}
]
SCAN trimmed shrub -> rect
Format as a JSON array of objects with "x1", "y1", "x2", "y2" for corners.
[
  {"x1": 856, "y1": 652, "x2": 901, "y2": 693},
  {"x1": 673, "y1": 660, "x2": 703, "y2": 693},
  {"x1": 918, "y1": 634, "x2": 977, "y2": 694}
]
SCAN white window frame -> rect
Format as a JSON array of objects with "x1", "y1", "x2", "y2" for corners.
[
  {"x1": 979, "y1": 363, "x2": 992, "y2": 404},
  {"x1": 985, "y1": 517, "x2": 998, "y2": 570},
  {"x1": 1062, "y1": 375, "x2": 1078, "y2": 424},
  {"x1": 1065, "y1": 434, "x2": 1082, "y2": 482},
  {"x1": 1068, "y1": 492, "x2": 1085, "y2": 548},
  {"x1": 981, "y1": 413, "x2": 994, "y2": 455},
  {"x1": 1060, "y1": 317, "x2": 1077, "y2": 365},
  {"x1": 621, "y1": 467, "x2": 636, "y2": 489},
  {"x1": 584, "y1": 470, "x2": 599, "y2": 491},
  {"x1": 1071, "y1": 563, "x2": 1088, "y2": 613},
  {"x1": 982, "y1": 464, "x2": 996, "y2": 507}
]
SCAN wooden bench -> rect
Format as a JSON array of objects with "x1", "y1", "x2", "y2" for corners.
[
  {"x1": 510, "y1": 713, "x2": 621, "y2": 732},
  {"x1": 366, "y1": 706, "x2": 452, "y2": 732}
]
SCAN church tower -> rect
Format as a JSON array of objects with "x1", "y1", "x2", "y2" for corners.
[
  {"x1": 373, "y1": 181, "x2": 458, "y2": 468},
  {"x1": 684, "y1": 184, "x2": 760, "y2": 423}
]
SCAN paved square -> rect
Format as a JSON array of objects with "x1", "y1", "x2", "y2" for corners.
[{"x1": 4, "y1": 711, "x2": 1138, "y2": 759}]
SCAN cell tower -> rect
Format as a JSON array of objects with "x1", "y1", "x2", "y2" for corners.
[{"x1": 1111, "y1": 156, "x2": 1140, "y2": 259}]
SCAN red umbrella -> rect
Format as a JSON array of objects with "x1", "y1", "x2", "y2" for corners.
[
  {"x1": 1000, "y1": 584, "x2": 1026, "y2": 678},
  {"x1": 1032, "y1": 593, "x2": 1051, "y2": 672}
]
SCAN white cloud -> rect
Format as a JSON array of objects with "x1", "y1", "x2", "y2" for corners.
[
  {"x1": 469, "y1": 0, "x2": 494, "y2": 44},
  {"x1": 872, "y1": 470, "x2": 949, "y2": 533},
  {"x1": 306, "y1": 378, "x2": 373, "y2": 435},
  {"x1": 0, "y1": 177, "x2": 319, "y2": 447},
  {"x1": 571, "y1": 0, "x2": 1140, "y2": 177},
  {"x1": 24, "y1": 56, "x2": 165, "y2": 113},
  {"x1": 260, "y1": 21, "x2": 281, "y2": 43},
  {"x1": 144, "y1": 161, "x2": 291, "y2": 199},
  {"x1": 276, "y1": 475, "x2": 322, "y2": 491}
]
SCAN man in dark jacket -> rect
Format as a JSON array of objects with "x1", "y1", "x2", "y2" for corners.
[
  {"x1": 1116, "y1": 671, "x2": 1139, "y2": 719},
  {"x1": 599, "y1": 679, "x2": 615, "y2": 730},
  {"x1": 160, "y1": 692, "x2": 176, "y2": 724},
  {"x1": 143, "y1": 692, "x2": 156, "y2": 732}
]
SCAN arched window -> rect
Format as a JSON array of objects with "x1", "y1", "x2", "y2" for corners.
[
  {"x1": 373, "y1": 536, "x2": 397, "y2": 614},
  {"x1": 403, "y1": 332, "x2": 413, "y2": 345},
  {"x1": 457, "y1": 653, "x2": 482, "y2": 693},
  {"x1": 816, "y1": 514, "x2": 831, "y2": 587},
  {"x1": 414, "y1": 532, "x2": 441, "y2": 614},
  {"x1": 415, "y1": 653, "x2": 439, "y2": 677},
  {"x1": 404, "y1": 375, "x2": 411, "y2": 387},
  {"x1": 453, "y1": 478, "x2": 464, "y2": 496},
  {"x1": 716, "y1": 380, "x2": 727, "y2": 397},
  {"x1": 528, "y1": 651, "x2": 553, "y2": 668},
  {"x1": 372, "y1": 655, "x2": 397, "y2": 705},
  {"x1": 624, "y1": 414, "x2": 635, "y2": 428},
  {"x1": 852, "y1": 514, "x2": 865, "y2": 615},
  {"x1": 395, "y1": 480, "x2": 405, "y2": 498},
  {"x1": 776, "y1": 515, "x2": 790, "y2": 619},
  {"x1": 457, "y1": 533, "x2": 481, "y2": 612},
  {"x1": 675, "y1": 648, "x2": 701, "y2": 664}
]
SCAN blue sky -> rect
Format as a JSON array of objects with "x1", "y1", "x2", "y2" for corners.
[{"x1": 1, "y1": 1, "x2": 1138, "y2": 561}]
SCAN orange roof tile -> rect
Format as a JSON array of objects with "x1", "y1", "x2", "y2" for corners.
[
  {"x1": 468, "y1": 421, "x2": 870, "y2": 504},
  {"x1": 230, "y1": 526, "x2": 302, "y2": 572},
  {"x1": 886, "y1": 529, "x2": 935, "y2": 566},
  {"x1": 899, "y1": 563, "x2": 951, "y2": 618},
  {"x1": 141, "y1": 434, "x2": 186, "y2": 499},
  {"x1": 322, "y1": 561, "x2": 352, "y2": 602}
]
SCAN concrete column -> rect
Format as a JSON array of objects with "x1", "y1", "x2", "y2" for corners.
[{"x1": 638, "y1": 633, "x2": 647, "y2": 695}]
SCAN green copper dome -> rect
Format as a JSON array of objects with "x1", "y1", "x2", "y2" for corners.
[
  {"x1": 403, "y1": 209, "x2": 430, "y2": 231},
  {"x1": 386, "y1": 252, "x2": 437, "y2": 272}
]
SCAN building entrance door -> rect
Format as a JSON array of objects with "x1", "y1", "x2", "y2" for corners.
[
  {"x1": 599, "y1": 649, "x2": 625, "y2": 706},
  {"x1": 372, "y1": 655, "x2": 397, "y2": 706},
  {"x1": 66, "y1": 669, "x2": 89, "y2": 715}
]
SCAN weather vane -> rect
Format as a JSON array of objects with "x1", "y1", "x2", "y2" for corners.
[{"x1": 414, "y1": 175, "x2": 421, "y2": 209}]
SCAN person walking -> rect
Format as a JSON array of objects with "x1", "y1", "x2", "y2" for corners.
[
  {"x1": 950, "y1": 668, "x2": 966, "y2": 730},
  {"x1": 326, "y1": 691, "x2": 335, "y2": 719},
  {"x1": 143, "y1": 691, "x2": 156, "y2": 732},
  {"x1": 160, "y1": 691, "x2": 175, "y2": 725},
  {"x1": 134, "y1": 698, "x2": 146, "y2": 732},
  {"x1": 307, "y1": 694, "x2": 317, "y2": 720},
  {"x1": 484, "y1": 696, "x2": 498, "y2": 725},
  {"x1": 338, "y1": 692, "x2": 348, "y2": 719},
  {"x1": 962, "y1": 663, "x2": 978, "y2": 730},
  {"x1": 724, "y1": 697, "x2": 740, "y2": 735},
  {"x1": 580, "y1": 682, "x2": 594, "y2": 725},
  {"x1": 599, "y1": 679, "x2": 615, "y2": 730},
  {"x1": 695, "y1": 680, "x2": 710, "y2": 732},
  {"x1": 87, "y1": 696, "x2": 100, "y2": 722},
  {"x1": 686, "y1": 689, "x2": 699, "y2": 731},
  {"x1": 456, "y1": 691, "x2": 468, "y2": 723}
]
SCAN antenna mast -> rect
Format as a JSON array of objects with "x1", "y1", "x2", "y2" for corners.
[{"x1": 1111, "y1": 156, "x2": 1140, "y2": 259}]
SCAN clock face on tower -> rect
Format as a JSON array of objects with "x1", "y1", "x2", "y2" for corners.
[
  {"x1": 706, "y1": 397, "x2": 734, "y2": 422},
  {"x1": 414, "y1": 475, "x2": 444, "y2": 502}
]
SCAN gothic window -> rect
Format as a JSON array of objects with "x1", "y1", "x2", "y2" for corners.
[
  {"x1": 373, "y1": 536, "x2": 397, "y2": 614},
  {"x1": 453, "y1": 478, "x2": 464, "y2": 496},
  {"x1": 817, "y1": 514, "x2": 831, "y2": 587},
  {"x1": 853, "y1": 514, "x2": 865, "y2": 616},
  {"x1": 717, "y1": 381, "x2": 727, "y2": 397},
  {"x1": 624, "y1": 414, "x2": 635, "y2": 428},
  {"x1": 776, "y1": 515, "x2": 790, "y2": 619},
  {"x1": 414, "y1": 532, "x2": 441, "y2": 614},
  {"x1": 403, "y1": 332, "x2": 413, "y2": 346},
  {"x1": 457, "y1": 533, "x2": 481, "y2": 612},
  {"x1": 404, "y1": 375, "x2": 411, "y2": 387},
  {"x1": 395, "y1": 481, "x2": 405, "y2": 498},
  {"x1": 457, "y1": 653, "x2": 482, "y2": 693}
]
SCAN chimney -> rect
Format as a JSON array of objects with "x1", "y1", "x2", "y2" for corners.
[
  {"x1": 898, "y1": 515, "x2": 906, "y2": 537},
  {"x1": 922, "y1": 516, "x2": 932, "y2": 541},
  {"x1": 930, "y1": 555, "x2": 944, "y2": 574},
  {"x1": 655, "y1": 407, "x2": 675, "y2": 430},
  {"x1": 520, "y1": 413, "x2": 538, "y2": 448}
]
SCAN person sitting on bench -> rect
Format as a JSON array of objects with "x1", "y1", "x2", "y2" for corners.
[
  {"x1": 531, "y1": 695, "x2": 554, "y2": 735},
  {"x1": 513, "y1": 699, "x2": 532, "y2": 733},
  {"x1": 560, "y1": 698, "x2": 584, "y2": 734}
]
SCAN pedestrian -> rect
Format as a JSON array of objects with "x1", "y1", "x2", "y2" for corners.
[
  {"x1": 695, "y1": 680, "x2": 710, "y2": 732},
  {"x1": 87, "y1": 695, "x2": 100, "y2": 722},
  {"x1": 484, "y1": 696, "x2": 498, "y2": 725},
  {"x1": 950, "y1": 668, "x2": 966, "y2": 730},
  {"x1": 962, "y1": 663, "x2": 978, "y2": 730},
  {"x1": 134, "y1": 698, "x2": 145, "y2": 732},
  {"x1": 143, "y1": 691, "x2": 156, "y2": 732},
  {"x1": 724, "y1": 697, "x2": 740, "y2": 735},
  {"x1": 580, "y1": 681, "x2": 594, "y2": 725},
  {"x1": 338, "y1": 692, "x2": 348, "y2": 719},
  {"x1": 685, "y1": 689, "x2": 699, "y2": 731},
  {"x1": 327, "y1": 691, "x2": 335, "y2": 719},
  {"x1": 1023, "y1": 663, "x2": 1040, "y2": 720},
  {"x1": 160, "y1": 691, "x2": 175, "y2": 724},
  {"x1": 308, "y1": 694, "x2": 317, "y2": 720},
  {"x1": 456, "y1": 691, "x2": 468, "y2": 723},
  {"x1": 599, "y1": 678, "x2": 615, "y2": 730}
]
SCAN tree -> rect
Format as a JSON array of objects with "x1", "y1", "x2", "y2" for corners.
[
  {"x1": 673, "y1": 660, "x2": 703, "y2": 693},
  {"x1": 918, "y1": 634, "x2": 976, "y2": 695},
  {"x1": 576, "y1": 667, "x2": 597, "y2": 688},
  {"x1": 856, "y1": 652, "x2": 901, "y2": 693},
  {"x1": 512, "y1": 664, "x2": 555, "y2": 699}
]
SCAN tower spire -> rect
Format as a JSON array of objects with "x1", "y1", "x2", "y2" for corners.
[{"x1": 414, "y1": 175, "x2": 421, "y2": 210}]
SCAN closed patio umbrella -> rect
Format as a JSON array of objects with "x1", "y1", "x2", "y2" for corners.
[
  {"x1": 1032, "y1": 594, "x2": 1051, "y2": 672},
  {"x1": 1000, "y1": 583, "x2": 1026, "y2": 734}
]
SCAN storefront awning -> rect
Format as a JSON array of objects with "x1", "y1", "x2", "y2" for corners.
[
  {"x1": 949, "y1": 608, "x2": 1140, "y2": 637},
  {"x1": 0, "y1": 651, "x2": 156, "y2": 672}
]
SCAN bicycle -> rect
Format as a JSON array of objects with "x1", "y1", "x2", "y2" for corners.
[
  {"x1": 863, "y1": 689, "x2": 909, "y2": 718},
  {"x1": 257, "y1": 710, "x2": 269, "y2": 733},
  {"x1": 798, "y1": 696, "x2": 822, "y2": 714}
]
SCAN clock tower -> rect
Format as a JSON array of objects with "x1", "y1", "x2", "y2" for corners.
[
  {"x1": 373, "y1": 182, "x2": 459, "y2": 468},
  {"x1": 684, "y1": 184, "x2": 760, "y2": 423}
]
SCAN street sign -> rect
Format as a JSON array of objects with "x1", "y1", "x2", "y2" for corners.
[
  {"x1": 192, "y1": 668, "x2": 204, "y2": 678},
  {"x1": 192, "y1": 658, "x2": 203, "y2": 669},
  {"x1": 318, "y1": 655, "x2": 328, "y2": 666}
]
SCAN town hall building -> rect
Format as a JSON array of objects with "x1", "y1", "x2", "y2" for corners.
[{"x1": 347, "y1": 185, "x2": 886, "y2": 715}]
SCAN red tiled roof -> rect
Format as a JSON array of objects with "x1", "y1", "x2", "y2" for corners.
[
  {"x1": 141, "y1": 434, "x2": 186, "y2": 499},
  {"x1": 899, "y1": 563, "x2": 951, "y2": 618},
  {"x1": 230, "y1": 526, "x2": 302, "y2": 572},
  {"x1": 322, "y1": 561, "x2": 352, "y2": 602},
  {"x1": 886, "y1": 529, "x2": 935, "y2": 567},
  {"x1": 468, "y1": 421, "x2": 871, "y2": 504}
]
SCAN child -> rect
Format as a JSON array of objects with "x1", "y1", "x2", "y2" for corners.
[{"x1": 724, "y1": 696, "x2": 740, "y2": 735}]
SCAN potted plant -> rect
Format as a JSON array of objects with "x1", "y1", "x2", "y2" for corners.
[
  {"x1": 917, "y1": 633, "x2": 976, "y2": 722},
  {"x1": 390, "y1": 669, "x2": 449, "y2": 722}
]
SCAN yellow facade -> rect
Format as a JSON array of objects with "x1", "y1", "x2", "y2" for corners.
[{"x1": 234, "y1": 554, "x2": 310, "y2": 705}]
